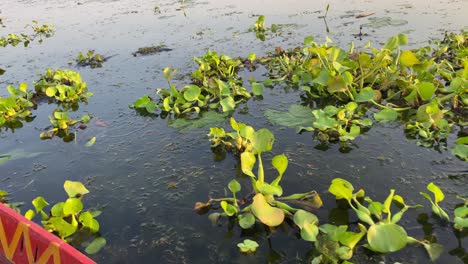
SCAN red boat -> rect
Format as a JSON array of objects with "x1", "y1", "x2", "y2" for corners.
[{"x1": 0, "y1": 203, "x2": 95, "y2": 264}]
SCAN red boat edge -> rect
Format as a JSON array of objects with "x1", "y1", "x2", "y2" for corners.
[{"x1": 0, "y1": 203, "x2": 96, "y2": 264}]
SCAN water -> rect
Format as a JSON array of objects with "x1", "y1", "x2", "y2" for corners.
[{"x1": 0, "y1": 0, "x2": 467, "y2": 263}]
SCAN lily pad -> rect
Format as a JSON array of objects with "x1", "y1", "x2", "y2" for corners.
[
  {"x1": 264, "y1": 104, "x2": 314, "y2": 129},
  {"x1": 367, "y1": 223, "x2": 408, "y2": 253}
]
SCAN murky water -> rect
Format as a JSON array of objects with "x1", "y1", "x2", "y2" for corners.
[{"x1": 1, "y1": 0, "x2": 467, "y2": 263}]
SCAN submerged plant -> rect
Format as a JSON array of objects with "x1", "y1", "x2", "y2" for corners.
[{"x1": 25, "y1": 181, "x2": 106, "y2": 254}]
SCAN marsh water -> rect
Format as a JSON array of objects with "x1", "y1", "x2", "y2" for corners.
[{"x1": 1, "y1": 0, "x2": 467, "y2": 263}]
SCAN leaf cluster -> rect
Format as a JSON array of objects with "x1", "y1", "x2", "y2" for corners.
[{"x1": 25, "y1": 181, "x2": 106, "y2": 254}]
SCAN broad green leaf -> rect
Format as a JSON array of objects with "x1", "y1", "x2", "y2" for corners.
[
  {"x1": 271, "y1": 154, "x2": 288, "y2": 186},
  {"x1": 64, "y1": 181, "x2": 89, "y2": 198},
  {"x1": 85, "y1": 237, "x2": 106, "y2": 254},
  {"x1": 251, "y1": 82, "x2": 263, "y2": 96},
  {"x1": 301, "y1": 222, "x2": 319, "y2": 242},
  {"x1": 400, "y1": 50, "x2": 420, "y2": 67},
  {"x1": 251, "y1": 128, "x2": 274, "y2": 153},
  {"x1": 264, "y1": 105, "x2": 314, "y2": 129},
  {"x1": 256, "y1": 182, "x2": 283, "y2": 196},
  {"x1": 183, "y1": 85, "x2": 201, "y2": 101},
  {"x1": 355, "y1": 87, "x2": 375, "y2": 102},
  {"x1": 32, "y1": 196, "x2": 49, "y2": 213},
  {"x1": 168, "y1": 112, "x2": 227, "y2": 132},
  {"x1": 228, "y1": 179, "x2": 241, "y2": 194},
  {"x1": 251, "y1": 193, "x2": 285, "y2": 227},
  {"x1": 339, "y1": 223, "x2": 367, "y2": 249},
  {"x1": 312, "y1": 110, "x2": 337, "y2": 130},
  {"x1": 238, "y1": 213, "x2": 256, "y2": 229},
  {"x1": 220, "y1": 201, "x2": 237, "y2": 216},
  {"x1": 63, "y1": 198, "x2": 83, "y2": 215},
  {"x1": 237, "y1": 239, "x2": 259, "y2": 253},
  {"x1": 452, "y1": 144, "x2": 468, "y2": 161},
  {"x1": 220, "y1": 96, "x2": 235, "y2": 112},
  {"x1": 328, "y1": 178, "x2": 354, "y2": 202},
  {"x1": 367, "y1": 223, "x2": 408, "y2": 252},
  {"x1": 427, "y1": 182, "x2": 444, "y2": 203},
  {"x1": 48, "y1": 216, "x2": 78, "y2": 239},
  {"x1": 50, "y1": 202, "x2": 64, "y2": 217},
  {"x1": 374, "y1": 108, "x2": 398, "y2": 122},
  {"x1": 416, "y1": 82, "x2": 435, "y2": 101},
  {"x1": 240, "y1": 152, "x2": 256, "y2": 178},
  {"x1": 45, "y1": 87, "x2": 57, "y2": 97},
  {"x1": 319, "y1": 224, "x2": 347, "y2": 241},
  {"x1": 327, "y1": 76, "x2": 347, "y2": 93},
  {"x1": 79, "y1": 211, "x2": 100, "y2": 232},
  {"x1": 293, "y1": 210, "x2": 319, "y2": 228}
]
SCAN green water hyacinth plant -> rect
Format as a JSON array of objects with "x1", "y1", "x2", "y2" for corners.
[
  {"x1": 25, "y1": 181, "x2": 106, "y2": 254},
  {"x1": 34, "y1": 69, "x2": 93, "y2": 103},
  {"x1": 132, "y1": 51, "x2": 259, "y2": 115},
  {"x1": 298, "y1": 102, "x2": 372, "y2": 143},
  {"x1": 0, "y1": 21, "x2": 54, "y2": 47},
  {"x1": 328, "y1": 178, "x2": 443, "y2": 261},
  {"x1": 0, "y1": 83, "x2": 35, "y2": 127},
  {"x1": 199, "y1": 120, "x2": 322, "y2": 232},
  {"x1": 40, "y1": 111, "x2": 90, "y2": 140},
  {"x1": 75, "y1": 50, "x2": 106, "y2": 68}
]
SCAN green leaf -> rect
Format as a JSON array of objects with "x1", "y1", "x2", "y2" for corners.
[
  {"x1": 183, "y1": 85, "x2": 201, "y2": 101},
  {"x1": 256, "y1": 182, "x2": 283, "y2": 196},
  {"x1": 367, "y1": 223, "x2": 408, "y2": 253},
  {"x1": 293, "y1": 209, "x2": 319, "y2": 229},
  {"x1": 228, "y1": 179, "x2": 241, "y2": 194},
  {"x1": 32, "y1": 196, "x2": 49, "y2": 213},
  {"x1": 271, "y1": 154, "x2": 288, "y2": 186},
  {"x1": 264, "y1": 105, "x2": 314, "y2": 129},
  {"x1": 85, "y1": 237, "x2": 107, "y2": 254},
  {"x1": 251, "y1": 193, "x2": 285, "y2": 227},
  {"x1": 238, "y1": 213, "x2": 256, "y2": 229},
  {"x1": 339, "y1": 223, "x2": 367, "y2": 249},
  {"x1": 251, "y1": 82, "x2": 263, "y2": 96},
  {"x1": 251, "y1": 128, "x2": 274, "y2": 154},
  {"x1": 134, "y1": 95, "x2": 151, "y2": 108},
  {"x1": 47, "y1": 216, "x2": 78, "y2": 239},
  {"x1": 452, "y1": 144, "x2": 468, "y2": 161},
  {"x1": 51, "y1": 202, "x2": 64, "y2": 217},
  {"x1": 85, "y1": 137, "x2": 96, "y2": 147},
  {"x1": 400, "y1": 50, "x2": 420, "y2": 67},
  {"x1": 301, "y1": 222, "x2": 319, "y2": 242},
  {"x1": 237, "y1": 239, "x2": 259, "y2": 253},
  {"x1": 25, "y1": 209, "x2": 35, "y2": 220},
  {"x1": 416, "y1": 82, "x2": 435, "y2": 101},
  {"x1": 304, "y1": 36, "x2": 315, "y2": 45},
  {"x1": 63, "y1": 198, "x2": 83, "y2": 215},
  {"x1": 220, "y1": 201, "x2": 237, "y2": 216},
  {"x1": 63, "y1": 181, "x2": 89, "y2": 198},
  {"x1": 422, "y1": 242, "x2": 444, "y2": 261},
  {"x1": 45, "y1": 86, "x2": 57, "y2": 97},
  {"x1": 327, "y1": 75, "x2": 347, "y2": 93},
  {"x1": 355, "y1": 87, "x2": 375, "y2": 102},
  {"x1": 427, "y1": 182, "x2": 444, "y2": 203},
  {"x1": 220, "y1": 96, "x2": 235, "y2": 112},
  {"x1": 240, "y1": 152, "x2": 256, "y2": 178},
  {"x1": 312, "y1": 109, "x2": 337, "y2": 130},
  {"x1": 78, "y1": 211, "x2": 100, "y2": 232},
  {"x1": 328, "y1": 178, "x2": 354, "y2": 202},
  {"x1": 374, "y1": 108, "x2": 398, "y2": 122}
]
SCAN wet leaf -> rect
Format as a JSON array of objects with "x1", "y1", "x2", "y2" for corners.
[
  {"x1": 328, "y1": 178, "x2": 354, "y2": 202},
  {"x1": 238, "y1": 213, "x2": 256, "y2": 229},
  {"x1": 237, "y1": 239, "x2": 259, "y2": 253},
  {"x1": 251, "y1": 128, "x2": 274, "y2": 153},
  {"x1": 63, "y1": 198, "x2": 83, "y2": 215},
  {"x1": 271, "y1": 154, "x2": 288, "y2": 186},
  {"x1": 32, "y1": 196, "x2": 49, "y2": 213},
  {"x1": 374, "y1": 108, "x2": 398, "y2": 122},
  {"x1": 183, "y1": 85, "x2": 201, "y2": 101},
  {"x1": 240, "y1": 152, "x2": 256, "y2": 177},
  {"x1": 422, "y1": 242, "x2": 444, "y2": 261},
  {"x1": 251, "y1": 82, "x2": 263, "y2": 96},
  {"x1": 251, "y1": 193, "x2": 285, "y2": 227},
  {"x1": 367, "y1": 223, "x2": 407, "y2": 253},
  {"x1": 64, "y1": 180, "x2": 89, "y2": 198},
  {"x1": 400, "y1": 50, "x2": 420, "y2": 67},
  {"x1": 228, "y1": 179, "x2": 241, "y2": 194},
  {"x1": 220, "y1": 96, "x2": 235, "y2": 112},
  {"x1": 264, "y1": 105, "x2": 314, "y2": 129},
  {"x1": 169, "y1": 112, "x2": 228, "y2": 132},
  {"x1": 220, "y1": 201, "x2": 237, "y2": 216}
]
